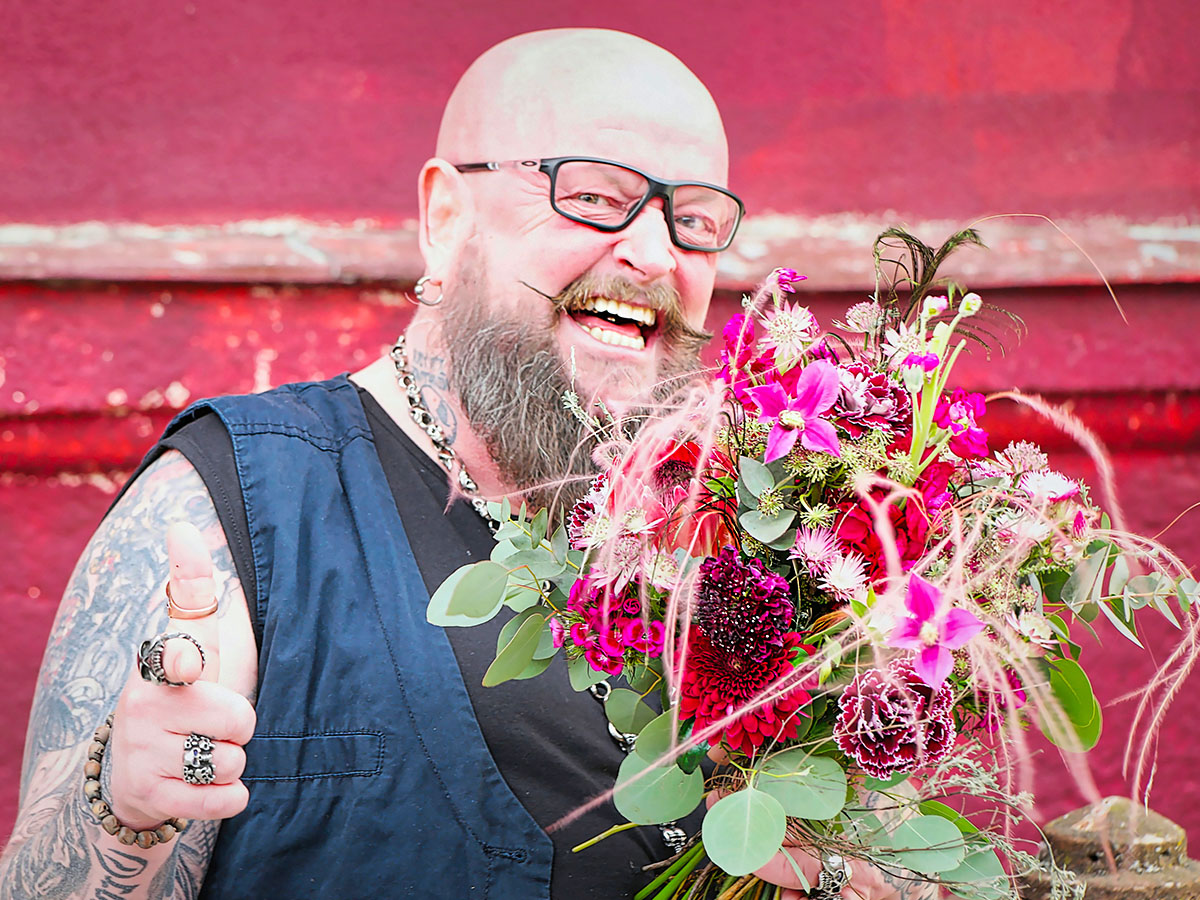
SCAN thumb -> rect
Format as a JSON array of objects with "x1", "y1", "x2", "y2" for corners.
[{"x1": 160, "y1": 521, "x2": 222, "y2": 684}]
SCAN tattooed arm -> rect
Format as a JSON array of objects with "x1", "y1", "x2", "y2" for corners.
[{"x1": 0, "y1": 451, "x2": 259, "y2": 900}]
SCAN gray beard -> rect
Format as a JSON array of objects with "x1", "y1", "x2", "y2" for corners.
[{"x1": 439, "y1": 274, "x2": 706, "y2": 512}]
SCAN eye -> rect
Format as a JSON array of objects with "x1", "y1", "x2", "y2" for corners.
[
  {"x1": 675, "y1": 211, "x2": 719, "y2": 237},
  {"x1": 570, "y1": 191, "x2": 617, "y2": 207}
]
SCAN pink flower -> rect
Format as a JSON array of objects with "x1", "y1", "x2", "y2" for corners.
[
  {"x1": 889, "y1": 574, "x2": 985, "y2": 689},
  {"x1": 789, "y1": 525, "x2": 840, "y2": 576},
  {"x1": 902, "y1": 352, "x2": 940, "y2": 372},
  {"x1": 934, "y1": 388, "x2": 989, "y2": 459},
  {"x1": 747, "y1": 360, "x2": 842, "y2": 462}
]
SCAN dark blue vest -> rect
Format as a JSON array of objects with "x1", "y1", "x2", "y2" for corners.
[{"x1": 170, "y1": 377, "x2": 553, "y2": 899}]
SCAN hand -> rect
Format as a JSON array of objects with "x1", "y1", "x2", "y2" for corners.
[{"x1": 108, "y1": 522, "x2": 257, "y2": 830}]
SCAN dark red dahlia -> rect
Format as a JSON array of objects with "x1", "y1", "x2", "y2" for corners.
[
  {"x1": 833, "y1": 658, "x2": 956, "y2": 778},
  {"x1": 693, "y1": 548, "x2": 793, "y2": 662},
  {"x1": 679, "y1": 630, "x2": 812, "y2": 758},
  {"x1": 833, "y1": 360, "x2": 912, "y2": 439}
]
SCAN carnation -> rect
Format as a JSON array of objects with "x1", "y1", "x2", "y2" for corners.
[
  {"x1": 834, "y1": 360, "x2": 912, "y2": 439},
  {"x1": 833, "y1": 658, "x2": 956, "y2": 778}
]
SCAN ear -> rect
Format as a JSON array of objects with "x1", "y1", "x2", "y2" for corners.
[{"x1": 417, "y1": 158, "x2": 474, "y2": 280}]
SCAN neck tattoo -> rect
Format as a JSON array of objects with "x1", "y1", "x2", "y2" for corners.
[{"x1": 390, "y1": 335, "x2": 497, "y2": 531}]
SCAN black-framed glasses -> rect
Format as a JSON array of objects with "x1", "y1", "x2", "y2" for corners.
[{"x1": 453, "y1": 156, "x2": 744, "y2": 253}]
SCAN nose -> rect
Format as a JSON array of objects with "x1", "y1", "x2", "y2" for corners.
[{"x1": 612, "y1": 200, "x2": 677, "y2": 282}]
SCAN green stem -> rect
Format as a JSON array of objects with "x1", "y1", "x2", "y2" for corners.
[
  {"x1": 635, "y1": 841, "x2": 707, "y2": 900},
  {"x1": 571, "y1": 820, "x2": 640, "y2": 853}
]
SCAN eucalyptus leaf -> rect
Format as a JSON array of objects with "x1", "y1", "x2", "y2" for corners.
[
  {"x1": 739, "y1": 457, "x2": 776, "y2": 498},
  {"x1": 503, "y1": 568, "x2": 544, "y2": 613},
  {"x1": 1177, "y1": 578, "x2": 1198, "y2": 613},
  {"x1": 512, "y1": 653, "x2": 555, "y2": 681},
  {"x1": 482, "y1": 611, "x2": 547, "y2": 687},
  {"x1": 606, "y1": 689, "x2": 658, "y2": 735},
  {"x1": 767, "y1": 528, "x2": 798, "y2": 551},
  {"x1": 918, "y1": 800, "x2": 979, "y2": 835},
  {"x1": 633, "y1": 710, "x2": 677, "y2": 763},
  {"x1": 531, "y1": 619, "x2": 561, "y2": 660},
  {"x1": 550, "y1": 524, "x2": 569, "y2": 564},
  {"x1": 567, "y1": 655, "x2": 610, "y2": 692},
  {"x1": 740, "y1": 508, "x2": 797, "y2": 544},
  {"x1": 530, "y1": 507, "x2": 549, "y2": 547},
  {"x1": 427, "y1": 565, "x2": 484, "y2": 627},
  {"x1": 495, "y1": 608, "x2": 545, "y2": 654},
  {"x1": 1107, "y1": 553, "x2": 1131, "y2": 598},
  {"x1": 1061, "y1": 550, "x2": 1106, "y2": 612},
  {"x1": 863, "y1": 772, "x2": 910, "y2": 791},
  {"x1": 756, "y1": 749, "x2": 847, "y2": 820},
  {"x1": 702, "y1": 788, "x2": 787, "y2": 876},
  {"x1": 613, "y1": 752, "x2": 704, "y2": 825},
  {"x1": 942, "y1": 847, "x2": 1009, "y2": 900},
  {"x1": 888, "y1": 814, "x2": 967, "y2": 874},
  {"x1": 445, "y1": 561, "x2": 510, "y2": 619},
  {"x1": 503, "y1": 548, "x2": 568, "y2": 580},
  {"x1": 1095, "y1": 595, "x2": 1143, "y2": 648}
]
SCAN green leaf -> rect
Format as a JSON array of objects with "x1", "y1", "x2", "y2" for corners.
[
  {"x1": 702, "y1": 788, "x2": 787, "y2": 876},
  {"x1": 1061, "y1": 550, "x2": 1106, "y2": 612},
  {"x1": 532, "y1": 620, "x2": 561, "y2": 660},
  {"x1": 482, "y1": 611, "x2": 547, "y2": 687},
  {"x1": 756, "y1": 749, "x2": 847, "y2": 820},
  {"x1": 739, "y1": 457, "x2": 776, "y2": 498},
  {"x1": 530, "y1": 507, "x2": 549, "y2": 547},
  {"x1": 918, "y1": 800, "x2": 979, "y2": 835},
  {"x1": 550, "y1": 524, "x2": 569, "y2": 564},
  {"x1": 1177, "y1": 578, "x2": 1197, "y2": 613},
  {"x1": 445, "y1": 561, "x2": 510, "y2": 619},
  {"x1": 502, "y1": 567, "x2": 544, "y2": 613},
  {"x1": 942, "y1": 847, "x2": 1009, "y2": 900},
  {"x1": 613, "y1": 752, "x2": 704, "y2": 825},
  {"x1": 633, "y1": 709, "x2": 677, "y2": 762},
  {"x1": 888, "y1": 814, "x2": 967, "y2": 874},
  {"x1": 626, "y1": 662, "x2": 662, "y2": 695},
  {"x1": 567, "y1": 655, "x2": 610, "y2": 691},
  {"x1": 1096, "y1": 595, "x2": 1143, "y2": 648},
  {"x1": 427, "y1": 564, "x2": 487, "y2": 627},
  {"x1": 503, "y1": 548, "x2": 567, "y2": 580},
  {"x1": 1039, "y1": 657, "x2": 1102, "y2": 751},
  {"x1": 1107, "y1": 553, "x2": 1131, "y2": 598},
  {"x1": 605, "y1": 689, "x2": 658, "y2": 735},
  {"x1": 864, "y1": 772, "x2": 910, "y2": 791},
  {"x1": 512, "y1": 653, "x2": 554, "y2": 681},
  {"x1": 495, "y1": 608, "x2": 545, "y2": 654},
  {"x1": 767, "y1": 528, "x2": 798, "y2": 551},
  {"x1": 739, "y1": 508, "x2": 796, "y2": 544}
]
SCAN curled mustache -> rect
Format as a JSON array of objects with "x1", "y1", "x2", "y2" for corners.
[{"x1": 522, "y1": 274, "x2": 713, "y2": 353}]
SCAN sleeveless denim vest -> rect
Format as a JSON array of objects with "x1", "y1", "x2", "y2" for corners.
[{"x1": 161, "y1": 377, "x2": 552, "y2": 899}]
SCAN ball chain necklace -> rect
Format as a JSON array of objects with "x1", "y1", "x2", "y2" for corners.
[{"x1": 389, "y1": 334, "x2": 687, "y2": 856}]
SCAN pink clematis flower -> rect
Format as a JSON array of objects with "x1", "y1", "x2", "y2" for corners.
[
  {"x1": 889, "y1": 574, "x2": 985, "y2": 689},
  {"x1": 747, "y1": 360, "x2": 842, "y2": 462}
]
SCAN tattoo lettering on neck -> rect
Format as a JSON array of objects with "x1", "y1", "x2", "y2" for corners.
[{"x1": 409, "y1": 348, "x2": 459, "y2": 444}]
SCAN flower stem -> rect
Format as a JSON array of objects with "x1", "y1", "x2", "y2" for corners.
[
  {"x1": 571, "y1": 820, "x2": 640, "y2": 853},
  {"x1": 635, "y1": 840, "x2": 707, "y2": 900}
]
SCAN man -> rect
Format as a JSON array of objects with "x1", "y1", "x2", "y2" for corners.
[{"x1": 1, "y1": 28, "x2": 917, "y2": 900}]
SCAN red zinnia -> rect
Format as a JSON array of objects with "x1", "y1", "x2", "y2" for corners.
[{"x1": 678, "y1": 630, "x2": 813, "y2": 758}]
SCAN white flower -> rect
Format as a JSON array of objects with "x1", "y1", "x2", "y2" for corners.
[
  {"x1": 882, "y1": 321, "x2": 923, "y2": 367},
  {"x1": 960, "y1": 292, "x2": 982, "y2": 316},
  {"x1": 922, "y1": 294, "x2": 949, "y2": 318},
  {"x1": 840, "y1": 300, "x2": 882, "y2": 333},
  {"x1": 1019, "y1": 470, "x2": 1080, "y2": 504},
  {"x1": 789, "y1": 525, "x2": 840, "y2": 576},
  {"x1": 819, "y1": 552, "x2": 868, "y2": 602}
]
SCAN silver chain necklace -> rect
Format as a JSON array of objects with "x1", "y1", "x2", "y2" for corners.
[{"x1": 389, "y1": 335, "x2": 497, "y2": 530}]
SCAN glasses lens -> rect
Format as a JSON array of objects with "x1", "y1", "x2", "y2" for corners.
[
  {"x1": 671, "y1": 185, "x2": 741, "y2": 250},
  {"x1": 552, "y1": 161, "x2": 648, "y2": 227}
]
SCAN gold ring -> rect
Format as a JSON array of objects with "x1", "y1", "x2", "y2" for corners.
[{"x1": 166, "y1": 582, "x2": 219, "y2": 620}]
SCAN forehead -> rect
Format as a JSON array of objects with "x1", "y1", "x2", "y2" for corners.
[{"x1": 474, "y1": 53, "x2": 728, "y2": 186}]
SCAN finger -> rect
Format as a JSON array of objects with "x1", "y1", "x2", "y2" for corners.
[
  {"x1": 753, "y1": 845, "x2": 824, "y2": 890},
  {"x1": 150, "y1": 736, "x2": 246, "y2": 786},
  {"x1": 154, "y1": 681, "x2": 257, "y2": 746},
  {"x1": 162, "y1": 521, "x2": 222, "y2": 684},
  {"x1": 146, "y1": 778, "x2": 250, "y2": 822}
]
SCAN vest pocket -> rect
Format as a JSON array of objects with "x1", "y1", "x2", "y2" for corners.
[{"x1": 241, "y1": 731, "x2": 385, "y2": 782}]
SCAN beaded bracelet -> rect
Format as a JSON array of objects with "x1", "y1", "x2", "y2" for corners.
[{"x1": 83, "y1": 714, "x2": 189, "y2": 849}]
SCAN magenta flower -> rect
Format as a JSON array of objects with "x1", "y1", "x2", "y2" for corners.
[
  {"x1": 934, "y1": 388, "x2": 989, "y2": 459},
  {"x1": 747, "y1": 360, "x2": 842, "y2": 462},
  {"x1": 902, "y1": 351, "x2": 940, "y2": 372},
  {"x1": 889, "y1": 574, "x2": 985, "y2": 689}
]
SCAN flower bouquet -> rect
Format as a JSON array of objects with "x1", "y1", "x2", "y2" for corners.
[{"x1": 427, "y1": 228, "x2": 1198, "y2": 899}]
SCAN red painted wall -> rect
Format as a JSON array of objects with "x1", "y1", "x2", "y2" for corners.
[{"x1": 2, "y1": 0, "x2": 1198, "y2": 859}]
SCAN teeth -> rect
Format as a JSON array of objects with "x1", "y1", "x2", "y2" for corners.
[
  {"x1": 582, "y1": 324, "x2": 646, "y2": 351},
  {"x1": 578, "y1": 297, "x2": 658, "y2": 327}
]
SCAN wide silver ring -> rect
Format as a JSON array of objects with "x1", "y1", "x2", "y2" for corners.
[
  {"x1": 182, "y1": 733, "x2": 215, "y2": 785},
  {"x1": 138, "y1": 632, "x2": 205, "y2": 687},
  {"x1": 809, "y1": 852, "x2": 851, "y2": 900}
]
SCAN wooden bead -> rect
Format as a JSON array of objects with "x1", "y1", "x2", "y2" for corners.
[
  {"x1": 83, "y1": 779, "x2": 102, "y2": 802},
  {"x1": 155, "y1": 823, "x2": 177, "y2": 843},
  {"x1": 135, "y1": 830, "x2": 158, "y2": 850},
  {"x1": 88, "y1": 741, "x2": 106, "y2": 762},
  {"x1": 83, "y1": 760, "x2": 101, "y2": 779},
  {"x1": 95, "y1": 723, "x2": 111, "y2": 744},
  {"x1": 90, "y1": 800, "x2": 111, "y2": 820},
  {"x1": 173, "y1": 818, "x2": 190, "y2": 831},
  {"x1": 101, "y1": 815, "x2": 120, "y2": 835},
  {"x1": 117, "y1": 826, "x2": 137, "y2": 845}
]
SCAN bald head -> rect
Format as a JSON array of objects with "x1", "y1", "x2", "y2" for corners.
[{"x1": 436, "y1": 29, "x2": 729, "y2": 185}]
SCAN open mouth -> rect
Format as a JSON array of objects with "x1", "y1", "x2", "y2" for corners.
[{"x1": 565, "y1": 297, "x2": 658, "y2": 351}]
